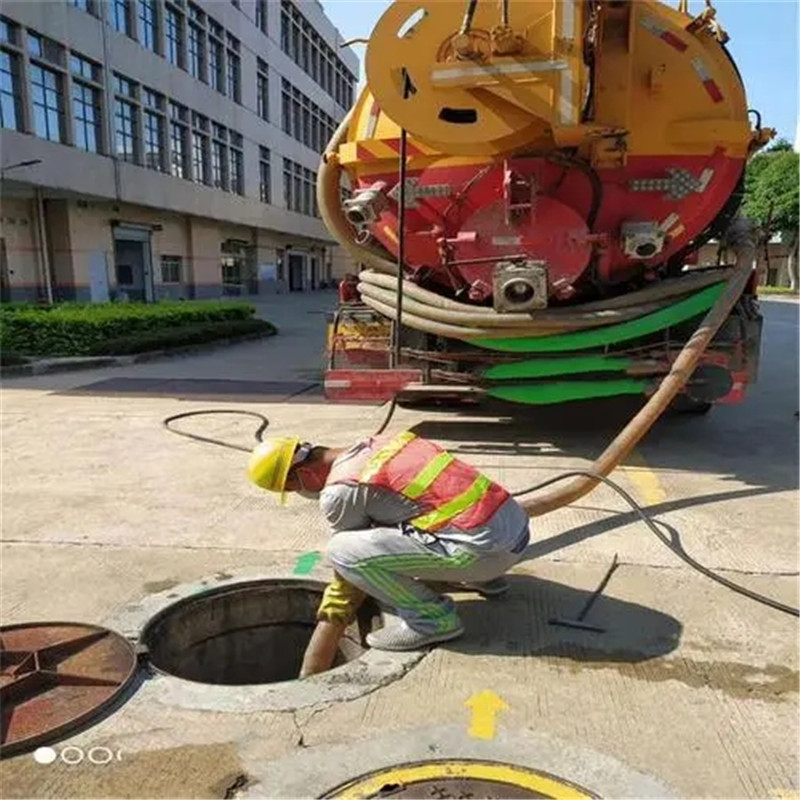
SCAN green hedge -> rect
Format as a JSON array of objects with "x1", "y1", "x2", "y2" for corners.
[
  {"x1": 0, "y1": 301, "x2": 258, "y2": 356},
  {"x1": 89, "y1": 319, "x2": 276, "y2": 355}
]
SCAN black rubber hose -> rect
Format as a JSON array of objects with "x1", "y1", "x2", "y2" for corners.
[
  {"x1": 511, "y1": 471, "x2": 799, "y2": 618},
  {"x1": 163, "y1": 410, "x2": 270, "y2": 452}
]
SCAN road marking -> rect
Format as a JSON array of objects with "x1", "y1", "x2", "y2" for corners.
[
  {"x1": 465, "y1": 690, "x2": 508, "y2": 740},
  {"x1": 324, "y1": 759, "x2": 595, "y2": 799},
  {"x1": 623, "y1": 451, "x2": 667, "y2": 506},
  {"x1": 294, "y1": 551, "x2": 322, "y2": 575}
]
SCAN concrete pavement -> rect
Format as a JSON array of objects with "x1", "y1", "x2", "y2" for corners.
[{"x1": 0, "y1": 293, "x2": 797, "y2": 799}]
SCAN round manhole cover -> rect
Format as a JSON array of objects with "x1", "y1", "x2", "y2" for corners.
[
  {"x1": 321, "y1": 760, "x2": 598, "y2": 799},
  {"x1": 141, "y1": 579, "x2": 369, "y2": 685},
  {"x1": 0, "y1": 622, "x2": 138, "y2": 758}
]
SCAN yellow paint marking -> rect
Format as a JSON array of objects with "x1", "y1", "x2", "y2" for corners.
[
  {"x1": 326, "y1": 760, "x2": 595, "y2": 799},
  {"x1": 464, "y1": 689, "x2": 508, "y2": 740},
  {"x1": 622, "y1": 450, "x2": 667, "y2": 506}
]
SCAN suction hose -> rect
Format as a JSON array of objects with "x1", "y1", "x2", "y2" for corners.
[{"x1": 518, "y1": 217, "x2": 758, "y2": 516}]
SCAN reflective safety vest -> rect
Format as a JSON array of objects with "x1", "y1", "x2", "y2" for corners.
[{"x1": 326, "y1": 431, "x2": 510, "y2": 532}]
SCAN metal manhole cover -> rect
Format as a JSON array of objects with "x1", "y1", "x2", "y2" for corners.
[
  {"x1": 0, "y1": 622, "x2": 138, "y2": 758},
  {"x1": 320, "y1": 760, "x2": 599, "y2": 799}
]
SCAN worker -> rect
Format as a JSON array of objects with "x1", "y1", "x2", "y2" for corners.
[{"x1": 247, "y1": 430, "x2": 530, "y2": 675}]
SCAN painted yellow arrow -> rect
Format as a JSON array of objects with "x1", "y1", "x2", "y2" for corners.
[{"x1": 464, "y1": 690, "x2": 509, "y2": 740}]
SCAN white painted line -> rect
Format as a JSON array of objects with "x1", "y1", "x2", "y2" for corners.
[{"x1": 324, "y1": 380, "x2": 352, "y2": 389}]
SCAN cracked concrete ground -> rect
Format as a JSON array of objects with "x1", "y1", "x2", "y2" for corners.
[{"x1": 0, "y1": 292, "x2": 797, "y2": 799}]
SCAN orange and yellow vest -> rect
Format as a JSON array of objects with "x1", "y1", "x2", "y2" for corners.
[{"x1": 326, "y1": 431, "x2": 509, "y2": 533}]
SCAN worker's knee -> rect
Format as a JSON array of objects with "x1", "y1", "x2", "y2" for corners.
[{"x1": 325, "y1": 530, "x2": 369, "y2": 570}]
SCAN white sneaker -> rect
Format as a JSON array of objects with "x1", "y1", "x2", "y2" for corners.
[{"x1": 366, "y1": 620, "x2": 465, "y2": 651}]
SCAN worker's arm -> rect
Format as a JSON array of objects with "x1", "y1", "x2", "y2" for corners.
[{"x1": 299, "y1": 571, "x2": 366, "y2": 678}]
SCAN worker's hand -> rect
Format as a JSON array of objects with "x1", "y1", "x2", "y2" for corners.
[{"x1": 299, "y1": 619, "x2": 348, "y2": 678}]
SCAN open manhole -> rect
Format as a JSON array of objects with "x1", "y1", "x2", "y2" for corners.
[
  {"x1": 321, "y1": 759, "x2": 598, "y2": 799},
  {"x1": 142, "y1": 579, "x2": 372, "y2": 685}
]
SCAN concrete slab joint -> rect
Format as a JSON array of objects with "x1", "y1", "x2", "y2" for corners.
[{"x1": 102, "y1": 567, "x2": 426, "y2": 714}]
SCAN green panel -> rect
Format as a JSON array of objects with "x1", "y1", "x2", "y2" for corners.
[
  {"x1": 470, "y1": 283, "x2": 725, "y2": 353},
  {"x1": 487, "y1": 379, "x2": 649, "y2": 405},
  {"x1": 483, "y1": 355, "x2": 633, "y2": 380}
]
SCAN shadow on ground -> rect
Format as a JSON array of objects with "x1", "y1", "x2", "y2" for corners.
[{"x1": 441, "y1": 574, "x2": 682, "y2": 662}]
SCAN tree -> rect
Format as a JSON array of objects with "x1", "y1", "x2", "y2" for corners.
[{"x1": 742, "y1": 139, "x2": 800, "y2": 289}]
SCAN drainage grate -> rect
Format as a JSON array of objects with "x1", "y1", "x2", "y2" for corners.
[{"x1": 142, "y1": 580, "x2": 366, "y2": 685}]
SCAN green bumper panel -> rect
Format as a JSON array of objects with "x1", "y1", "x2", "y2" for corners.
[
  {"x1": 470, "y1": 282, "x2": 725, "y2": 353},
  {"x1": 487, "y1": 379, "x2": 649, "y2": 405},
  {"x1": 483, "y1": 355, "x2": 633, "y2": 380}
]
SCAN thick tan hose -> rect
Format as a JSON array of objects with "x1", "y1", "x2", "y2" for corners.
[
  {"x1": 358, "y1": 267, "x2": 736, "y2": 315},
  {"x1": 317, "y1": 110, "x2": 398, "y2": 275},
  {"x1": 519, "y1": 218, "x2": 758, "y2": 517},
  {"x1": 358, "y1": 281, "x2": 671, "y2": 332}
]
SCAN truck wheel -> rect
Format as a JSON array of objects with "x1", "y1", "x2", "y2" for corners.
[{"x1": 671, "y1": 395, "x2": 713, "y2": 415}]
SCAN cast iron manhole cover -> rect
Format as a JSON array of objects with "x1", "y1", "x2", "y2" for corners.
[
  {"x1": 0, "y1": 622, "x2": 138, "y2": 758},
  {"x1": 320, "y1": 760, "x2": 598, "y2": 799}
]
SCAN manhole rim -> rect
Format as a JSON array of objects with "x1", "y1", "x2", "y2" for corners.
[
  {"x1": 139, "y1": 577, "x2": 368, "y2": 686},
  {"x1": 102, "y1": 567, "x2": 426, "y2": 712},
  {"x1": 320, "y1": 757, "x2": 599, "y2": 799},
  {"x1": 0, "y1": 621, "x2": 139, "y2": 759}
]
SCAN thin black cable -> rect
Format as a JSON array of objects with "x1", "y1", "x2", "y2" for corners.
[
  {"x1": 373, "y1": 396, "x2": 399, "y2": 436},
  {"x1": 512, "y1": 471, "x2": 799, "y2": 618},
  {"x1": 163, "y1": 410, "x2": 269, "y2": 452}
]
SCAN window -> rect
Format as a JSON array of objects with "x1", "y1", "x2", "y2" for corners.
[
  {"x1": 161, "y1": 255, "x2": 182, "y2": 283},
  {"x1": 0, "y1": 50, "x2": 21, "y2": 131},
  {"x1": 257, "y1": 59, "x2": 268, "y2": 121},
  {"x1": 226, "y1": 36, "x2": 240, "y2": 103},
  {"x1": 72, "y1": 81, "x2": 101, "y2": 152},
  {"x1": 208, "y1": 36, "x2": 223, "y2": 92},
  {"x1": 28, "y1": 33, "x2": 64, "y2": 66},
  {"x1": 259, "y1": 147, "x2": 271, "y2": 203},
  {"x1": 113, "y1": 0, "x2": 131, "y2": 35},
  {"x1": 281, "y1": 77, "x2": 334, "y2": 153},
  {"x1": 71, "y1": 53, "x2": 99, "y2": 81},
  {"x1": 114, "y1": 73, "x2": 136, "y2": 97},
  {"x1": 31, "y1": 64, "x2": 64, "y2": 143},
  {"x1": 280, "y1": 0, "x2": 356, "y2": 107},
  {"x1": 192, "y1": 131, "x2": 208, "y2": 183},
  {"x1": 282, "y1": 157, "x2": 317, "y2": 215},
  {"x1": 143, "y1": 110, "x2": 164, "y2": 170},
  {"x1": 188, "y1": 21, "x2": 204, "y2": 79},
  {"x1": 70, "y1": 0, "x2": 95, "y2": 11},
  {"x1": 165, "y1": 5, "x2": 183, "y2": 66},
  {"x1": 0, "y1": 18, "x2": 16, "y2": 45},
  {"x1": 115, "y1": 98, "x2": 137, "y2": 161},
  {"x1": 138, "y1": 0, "x2": 157, "y2": 52},
  {"x1": 170, "y1": 120, "x2": 188, "y2": 177},
  {"x1": 230, "y1": 146, "x2": 243, "y2": 195},
  {"x1": 255, "y1": 0, "x2": 267, "y2": 33},
  {"x1": 142, "y1": 88, "x2": 163, "y2": 110},
  {"x1": 211, "y1": 139, "x2": 226, "y2": 189}
]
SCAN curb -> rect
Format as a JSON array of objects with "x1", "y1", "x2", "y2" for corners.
[{"x1": 0, "y1": 330, "x2": 275, "y2": 378}]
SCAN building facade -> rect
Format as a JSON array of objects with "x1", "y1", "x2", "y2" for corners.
[{"x1": 0, "y1": 0, "x2": 358, "y2": 302}]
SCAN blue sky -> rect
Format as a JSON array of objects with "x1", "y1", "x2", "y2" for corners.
[{"x1": 320, "y1": 0, "x2": 799, "y2": 145}]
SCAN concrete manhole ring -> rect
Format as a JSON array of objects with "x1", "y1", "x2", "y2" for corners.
[
  {"x1": 103, "y1": 568, "x2": 425, "y2": 712},
  {"x1": 237, "y1": 725, "x2": 676, "y2": 799}
]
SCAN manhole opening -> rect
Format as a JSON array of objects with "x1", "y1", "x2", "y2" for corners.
[
  {"x1": 142, "y1": 580, "x2": 372, "y2": 686},
  {"x1": 369, "y1": 777, "x2": 548, "y2": 798}
]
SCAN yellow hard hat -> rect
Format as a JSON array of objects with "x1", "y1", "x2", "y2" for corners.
[{"x1": 247, "y1": 436, "x2": 301, "y2": 504}]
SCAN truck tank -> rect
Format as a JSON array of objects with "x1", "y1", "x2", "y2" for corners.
[{"x1": 319, "y1": 0, "x2": 771, "y2": 409}]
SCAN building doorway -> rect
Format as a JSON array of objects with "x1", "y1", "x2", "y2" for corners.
[
  {"x1": 113, "y1": 225, "x2": 154, "y2": 302},
  {"x1": 288, "y1": 253, "x2": 305, "y2": 291},
  {"x1": 0, "y1": 238, "x2": 9, "y2": 303},
  {"x1": 310, "y1": 256, "x2": 318, "y2": 290}
]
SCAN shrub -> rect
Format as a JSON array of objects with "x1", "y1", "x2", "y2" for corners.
[
  {"x1": 0, "y1": 301, "x2": 258, "y2": 356},
  {"x1": 88, "y1": 319, "x2": 275, "y2": 355}
]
